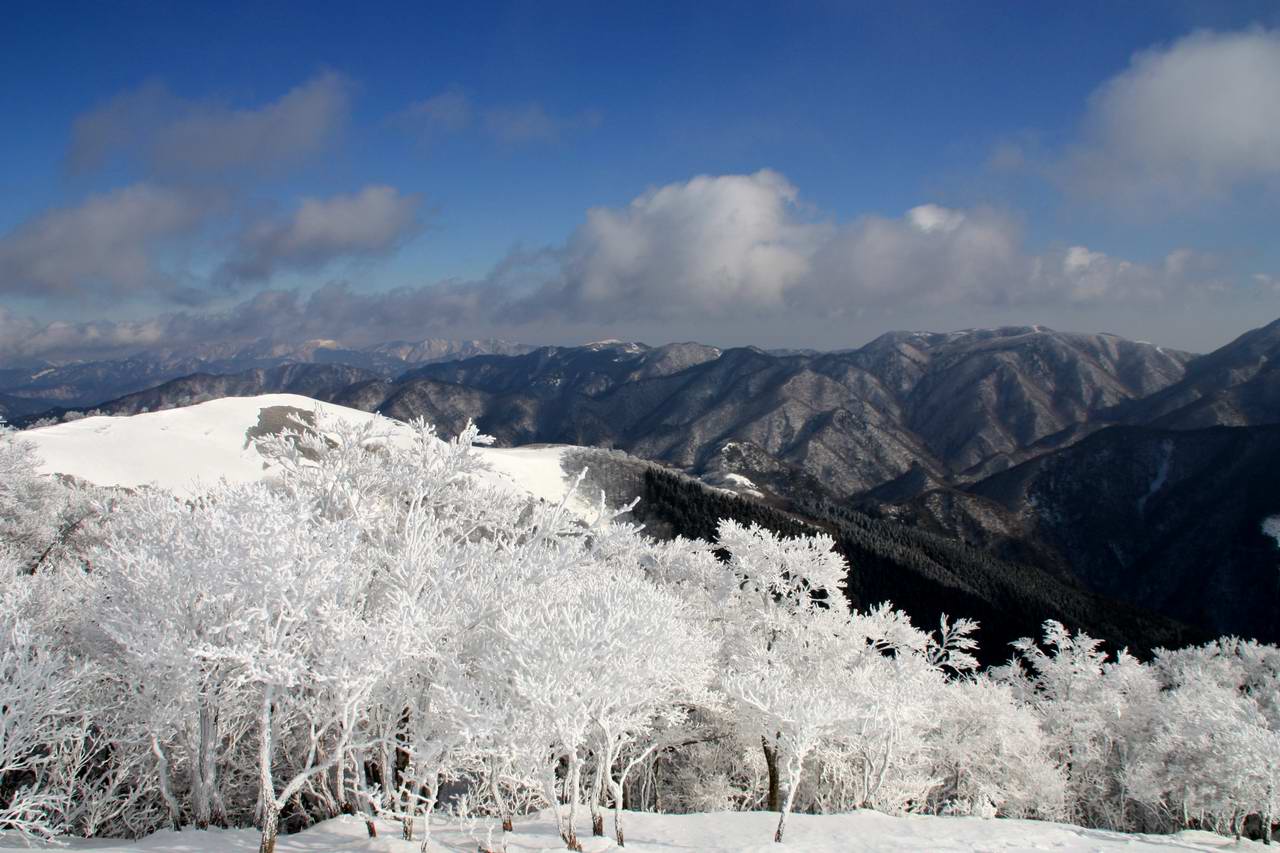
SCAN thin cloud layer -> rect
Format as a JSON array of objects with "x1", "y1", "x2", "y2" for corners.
[
  {"x1": 0, "y1": 184, "x2": 212, "y2": 299},
  {"x1": 3, "y1": 171, "x2": 1241, "y2": 361},
  {"x1": 0, "y1": 282, "x2": 499, "y2": 361},
  {"x1": 218, "y1": 186, "x2": 423, "y2": 285},
  {"x1": 402, "y1": 91, "x2": 473, "y2": 136},
  {"x1": 69, "y1": 72, "x2": 352, "y2": 177},
  {"x1": 400, "y1": 91, "x2": 600, "y2": 145},
  {"x1": 484, "y1": 102, "x2": 601, "y2": 144},
  {"x1": 1066, "y1": 28, "x2": 1280, "y2": 206}
]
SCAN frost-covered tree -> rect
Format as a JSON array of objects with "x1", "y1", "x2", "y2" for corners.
[
  {"x1": 924, "y1": 676, "x2": 1064, "y2": 818},
  {"x1": 483, "y1": 549, "x2": 714, "y2": 850},
  {"x1": 1153, "y1": 638, "x2": 1280, "y2": 840},
  {"x1": 0, "y1": 419, "x2": 103, "y2": 574},
  {"x1": 712, "y1": 521, "x2": 983, "y2": 843},
  {"x1": 710, "y1": 521, "x2": 848, "y2": 822},
  {"x1": 999, "y1": 621, "x2": 1164, "y2": 831},
  {"x1": 0, "y1": 558, "x2": 90, "y2": 841},
  {"x1": 91, "y1": 482, "x2": 396, "y2": 853},
  {"x1": 12, "y1": 405, "x2": 1280, "y2": 848}
]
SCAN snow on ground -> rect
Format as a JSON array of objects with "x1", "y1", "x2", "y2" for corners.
[
  {"x1": 479, "y1": 445, "x2": 599, "y2": 517},
  {"x1": 22, "y1": 394, "x2": 596, "y2": 517},
  {"x1": 702, "y1": 470, "x2": 765, "y2": 499},
  {"x1": 1264, "y1": 515, "x2": 1280, "y2": 548},
  {"x1": 1137, "y1": 439, "x2": 1174, "y2": 515},
  {"x1": 6, "y1": 810, "x2": 1261, "y2": 853}
]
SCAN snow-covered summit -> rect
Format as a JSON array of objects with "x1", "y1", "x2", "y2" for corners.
[{"x1": 24, "y1": 394, "x2": 596, "y2": 515}]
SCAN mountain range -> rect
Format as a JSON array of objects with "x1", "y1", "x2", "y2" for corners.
[
  {"x1": 0, "y1": 337, "x2": 533, "y2": 418},
  {"x1": 7, "y1": 319, "x2": 1280, "y2": 645}
]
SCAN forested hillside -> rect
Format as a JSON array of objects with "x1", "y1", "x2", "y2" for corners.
[{"x1": 634, "y1": 468, "x2": 1204, "y2": 664}]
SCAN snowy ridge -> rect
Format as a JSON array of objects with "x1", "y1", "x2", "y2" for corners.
[
  {"x1": 13, "y1": 810, "x2": 1260, "y2": 852},
  {"x1": 24, "y1": 394, "x2": 598, "y2": 516}
]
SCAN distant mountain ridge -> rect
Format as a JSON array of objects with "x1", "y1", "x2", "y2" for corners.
[
  {"x1": 13, "y1": 327, "x2": 1199, "y2": 493},
  {"x1": 340, "y1": 326, "x2": 1195, "y2": 496},
  {"x1": 0, "y1": 337, "x2": 534, "y2": 419}
]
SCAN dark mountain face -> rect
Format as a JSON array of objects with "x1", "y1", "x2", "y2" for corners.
[
  {"x1": 567, "y1": 447, "x2": 1205, "y2": 665},
  {"x1": 1105, "y1": 318, "x2": 1280, "y2": 429},
  {"x1": 955, "y1": 424, "x2": 1280, "y2": 642},
  {"x1": 0, "y1": 392, "x2": 56, "y2": 421},
  {"x1": 0, "y1": 357, "x2": 215, "y2": 412},
  {"x1": 877, "y1": 328, "x2": 1192, "y2": 477},
  {"x1": 372, "y1": 328, "x2": 1193, "y2": 497},
  {"x1": 879, "y1": 424, "x2": 1280, "y2": 644}
]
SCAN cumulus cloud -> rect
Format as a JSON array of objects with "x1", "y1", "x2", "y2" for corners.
[
  {"x1": 0, "y1": 184, "x2": 213, "y2": 300},
  {"x1": 69, "y1": 72, "x2": 351, "y2": 177},
  {"x1": 513, "y1": 170, "x2": 1219, "y2": 322},
  {"x1": 218, "y1": 186, "x2": 422, "y2": 285},
  {"x1": 530, "y1": 170, "x2": 822, "y2": 319},
  {"x1": 1066, "y1": 28, "x2": 1280, "y2": 205}
]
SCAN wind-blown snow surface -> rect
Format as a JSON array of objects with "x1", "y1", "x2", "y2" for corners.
[
  {"x1": 6, "y1": 812, "x2": 1260, "y2": 852},
  {"x1": 23, "y1": 394, "x2": 596, "y2": 516}
]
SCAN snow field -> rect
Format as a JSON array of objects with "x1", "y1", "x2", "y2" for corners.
[
  {"x1": 9, "y1": 810, "x2": 1262, "y2": 852},
  {"x1": 24, "y1": 395, "x2": 597, "y2": 517}
]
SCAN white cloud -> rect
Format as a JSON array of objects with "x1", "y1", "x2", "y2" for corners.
[
  {"x1": 70, "y1": 72, "x2": 352, "y2": 177},
  {"x1": 906, "y1": 204, "x2": 966, "y2": 234},
  {"x1": 0, "y1": 184, "x2": 212, "y2": 299},
  {"x1": 1067, "y1": 28, "x2": 1280, "y2": 205},
  {"x1": 516, "y1": 171, "x2": 1213, "y2": 321},
  {"x1": 1254, "y1": 273, "x2": 1280, "y2": 292},
  {"x1": 543, "y1": 170, "x2": 820, "y2": 318},
  {"x1": 218, "y1": 186, "x2": 422, "y2": 284}
]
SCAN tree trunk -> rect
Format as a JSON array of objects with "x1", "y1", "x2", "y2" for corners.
[
  {"x1": 354, "y1": 752, "x2": 377, "y2": 837},
  {"x1": 257, "y1": 688, "x2": 279, "y2": 853},
  {"x1": 542, "y1": 762, "x2": 582, "y2": 852},
  {"x1": 150, "y1": 735, "x2": 182, "y2": 831},
  {"x1": 762, "y1": 735, "x2": 781, "y2": 812},
  {"x1": 610, "y1": 780, "x2": 627, "y2": 847},
  {"x1": 773, "y1": 755, "x2": 803, "y2": 844},
  {"x1": 589, "y1": 758, "x2": 606, "y2": 836},
  {"x1": 564, "y1": 754, "x2": 584, "y2": 852},
  {"x1": 259, "y1": 800, "x2": 280, "y2": 853},
  {"x1": 773, "y1": 782, "x2": 797, "y2": 843},
  {"x1": 193, "y1": 702, "x2": 217, "y2": 829},
  {"x1": 489, "y1": 757, "x2": 514, "y2": 837},
  {"x1": 417, "y1": 769, "x2": 441, "y2": 853}
]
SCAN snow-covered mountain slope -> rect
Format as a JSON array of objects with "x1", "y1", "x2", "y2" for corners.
[
  {"x1": 10, "y1": 810, "x2": 1261, "y2": 853},
  {"x1": 23, "y1": 394, "x2": 597, "y2": 516}
]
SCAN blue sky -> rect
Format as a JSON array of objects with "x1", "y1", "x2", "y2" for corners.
[{"x1": 3, "y1": 1, "x2": 1280, "y2": 359}]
